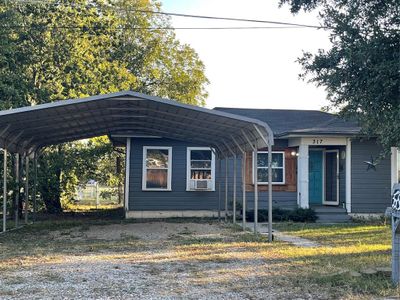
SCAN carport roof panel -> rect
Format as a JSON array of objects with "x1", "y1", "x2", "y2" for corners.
[{"x1": 0, "y1": 91, "x2": 274, "y2": 156}]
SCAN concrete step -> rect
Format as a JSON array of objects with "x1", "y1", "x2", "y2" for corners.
[
  {"x1": 316, "y1": 214, "x2": 352, "y2": 223},
  {"x1": 312, "y1": 206, "x2": 347, "y2": 214},
  {"x1": 311, "y1": 205, "x2": 351, "y2": 223}
]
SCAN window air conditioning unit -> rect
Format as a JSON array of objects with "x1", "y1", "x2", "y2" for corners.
[{"x1": 190, "y1": 179, "x2": 211, "y2": 190}]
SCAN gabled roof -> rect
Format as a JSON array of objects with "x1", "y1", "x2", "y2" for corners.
[
  {"x1": 213, "y1": 107, "x2": 361, "y2": 137},
  {"x1": 0, "y1": 91, "x2": 274, "y2": 156}
]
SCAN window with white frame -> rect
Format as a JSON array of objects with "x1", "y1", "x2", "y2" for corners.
[
  {"x1": 186, "y1": 147, "x2": 215, "y2": 191},
  {"x1": 142, "y1": 146, "x2": 172, "y2": 191},
  {"x1": 254, "y1": 151, "x2": 285, "y2": 184}
]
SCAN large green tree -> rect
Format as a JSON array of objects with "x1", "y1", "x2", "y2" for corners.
[
  {"x1": 0, "y1": 0, "x2": 208, "y2": 212},
  {"x1": 280, "y1": 0, "x2": 400, "y2": 150}
]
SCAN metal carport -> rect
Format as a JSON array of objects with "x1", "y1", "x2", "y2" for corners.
[{"x1": 0, "y1": 91, "x2": 274, "y2": 241}]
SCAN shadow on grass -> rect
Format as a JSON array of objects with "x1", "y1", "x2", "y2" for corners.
[{"x1": 0, "y1": 217, "x2": 398, "y2": 298}]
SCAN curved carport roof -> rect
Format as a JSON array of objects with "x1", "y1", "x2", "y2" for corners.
[
  {"x1": 0, "y1": 91, "x2": 275, "y2": 241},
  {"x1": 0, "y1": 91, "x2": 274, "y2": 156}
]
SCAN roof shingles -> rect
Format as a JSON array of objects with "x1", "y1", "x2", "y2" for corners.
[{"x1": 213, "y1": 107, "x2": 360, "y2": 137}]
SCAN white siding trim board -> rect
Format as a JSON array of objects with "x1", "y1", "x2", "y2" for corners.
[
  {"x1": 345, "y1": 138, "x2": 352, "y2": 213},
  {"x1": 391, "y1": 147, "x2": 399, "y2": 190}
]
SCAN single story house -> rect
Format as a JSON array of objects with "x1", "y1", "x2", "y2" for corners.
[
  {"x1": 0, "y1": 91, "x2": 398, "y2": 226},
  {"x1": 123, "y1": 106, "x2": 399, "y2": 221}
]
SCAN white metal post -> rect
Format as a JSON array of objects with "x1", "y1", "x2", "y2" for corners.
[
  {"x1": 253, "y1": 150, "x2": 258, "y2": 233},
  {"x1": 225, "y1": 158, "x2": 228, "y2": 222},
  {"x1": 218, "y1": 158, "x2": 221, "y2": 221},
  {"x1": 24, "y1": 155, "x2": 29, "y2": 224},
  {"x1": 242, "y1": 152, "x2": 246, "y2": 230},
  {"x1": 124, "y1": 137, "x2": 131, "y2": 216},
  {"x1": 268, "y1": 144, "x2": 273, "y2": 242},
  {"x1": 33, "y1": 153, "x2": 38, "y2": 222},
  {"x1": 95, "y1": 182, "x2": 99, "y2": 209},
  {"x1": 3, "y1": 149, "x2": 7, "y2": 232},
  {"x1": 233, "y1": 154, "x2": 237, "y2": 224},
  {"x1": 15, "y1": 153, "x2": 19, "y2": 227}
]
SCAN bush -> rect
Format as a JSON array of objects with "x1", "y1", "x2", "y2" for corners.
[
  {"x1": 245, "y1": 207, "x2": 317, "y2": 223},
  {"x1": 288, "y1": 208, "x2": 318, "y2": 222}
]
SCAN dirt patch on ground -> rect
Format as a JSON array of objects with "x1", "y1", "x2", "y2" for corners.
[
  {"x1": 1, "y1": 221, "x2": 332, "y2": 299},
  {"x1": 49, "y1": 221, "x2": 233, "y2": 241},
  {"x1": 85, "y1": 222, "x2": 232, "y2": 241}
]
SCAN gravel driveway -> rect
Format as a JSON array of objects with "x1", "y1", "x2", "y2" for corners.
[{"x1": 0, "y1": 220, "x2": 329, "y2": 300}]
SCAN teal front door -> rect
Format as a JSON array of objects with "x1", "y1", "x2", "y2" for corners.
[{"x1": 309, "y1": 150, "x2": 323, "y2": 205}]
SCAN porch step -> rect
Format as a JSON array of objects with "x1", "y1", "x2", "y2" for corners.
[
  {"x1": 312, "y1": 206, "x2": 348, "y2": 214},
  {"x1": 316, "y1": 214, "x2": 352, "y2": 223},
  {"x1": 311, "y1": 206, "x2": 352, "y2": 223}
]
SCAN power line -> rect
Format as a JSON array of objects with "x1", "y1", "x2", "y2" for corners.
[
  {"x1": 133, "y1": 9, "x2": 325, "y2": 29},
  {"x1": 8, "y1": 0, "x2": 326, "y2": 30},
  {"x1": 0, "y1": 25, "x2": 311, "y2": 31}
]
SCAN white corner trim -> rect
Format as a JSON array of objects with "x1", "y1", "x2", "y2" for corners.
[
  {"x1": 124, "y1": 137, "x2": 131, "y2": 214},
  {"x1": 142, "y1": 146, "x2": 172, "y2": 191},
  {"x1": 125, "y1": 210, "x2": 224, "y2": 219},
  {"x1": 391, "y1": 147, "x2": 399, "y2": 189},
  {"x1": 345, "y1": 138, "x2": 352, "y2": 213}
]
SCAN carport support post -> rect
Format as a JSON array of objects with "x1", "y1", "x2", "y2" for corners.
[
  {"x1": 233, "y1": 154, "x2": 237, "y2": 224},
  {"x1": 268, "y1": 144, "x2": 273, "y2": 242},
  {"x1": 3, "y1": 149, "x2": 7, "y2": 232},
  {"x1": 225, "y1": 158, "x2": 228, "y2": 222},
  {"x1": 33, "y1": 152, "x2": 37, "y2": 222},
  {"x1": 253, "y1": 150, "x2": 258, "y2": 234},
  {"x1": 242, "y1": 152, "x2": 246, "y2": 230},
  {"x1": 218, "y1": 158, "x2": 221, "y2": 222},
  {"x1": 14, "y1": 153, "x2": 19, "y2": 228},
  {"x1": 24, "y1": 155, "x2": 29, "y2": 224}
]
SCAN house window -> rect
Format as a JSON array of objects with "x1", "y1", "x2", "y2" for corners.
[
  {"x1": 254, "y1": 151, "x2": 285, "y2": 184},
  {"x1": 142, "y1": 146, "x2": 172, "y2": 191},
  {"x1": 186, "y1": 147, "x2": 215, "y2": 191}
]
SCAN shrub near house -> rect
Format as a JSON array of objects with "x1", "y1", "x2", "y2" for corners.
[{"x1": 246, "y1": 208, "x2": 318, "y2": 223}]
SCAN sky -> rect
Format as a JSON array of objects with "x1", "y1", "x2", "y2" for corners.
[{"x1": 161, "y1": 0, "x2": 332, "y2": 110}]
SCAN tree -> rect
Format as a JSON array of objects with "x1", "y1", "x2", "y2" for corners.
[
  {"x1": 280, "y1": 0, "x2": 400, "y2": 150},
  {"x1": 0, "y1": 0, "x2": 209, "y2": 212}
]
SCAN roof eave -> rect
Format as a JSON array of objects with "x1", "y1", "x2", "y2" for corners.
[{"x1": 276, "y1": 132, "x2": 363, "y2": 139}]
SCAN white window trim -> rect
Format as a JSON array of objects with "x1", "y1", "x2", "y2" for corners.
[
  {"x1": 252, "y1": 151, "x2": 285, "y2": 185},
  {"x1": 142, "y1": 146, "x2": 172, "y2": 191},
  {"x1": 186, "y1": 147, "x2": 216, "y2": 191},
  {"x1": 392, "y1": 147, "x2": 399, "y2": 188}
]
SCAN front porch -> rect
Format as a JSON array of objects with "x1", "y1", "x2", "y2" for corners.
[{"x1": 288, "y1": 137, "x2": 352, "y2": 212}]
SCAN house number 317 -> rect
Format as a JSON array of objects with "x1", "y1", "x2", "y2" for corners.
[{"x1": 312, "y1": 139, "x2": 323, "y2": 144}]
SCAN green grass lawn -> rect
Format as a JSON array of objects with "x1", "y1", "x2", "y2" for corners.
[
  {"x1": 272, "y1": 222, "x2": 396, "y2": 297},
  {"x1": 0, "y1": 216, "x2": 398, "y2": 299}
]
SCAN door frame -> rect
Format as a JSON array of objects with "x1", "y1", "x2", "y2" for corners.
[
  {"x1": 309, "y1": 148, "x2": 325, "y2": 205},
  {"x1": 323, "y1": 149, "x2": 340, "y2": 206}
]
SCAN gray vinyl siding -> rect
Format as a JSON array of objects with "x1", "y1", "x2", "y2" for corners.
[
  {"x1": 351, "y1": 139, "x2": 391, "y2": 213},
  {"x1": 245, "y1": 192, "x2": 297, "y2": 210},
  {"x1": 220, "y1": 153, "x2": 297, "y2": 211},
  {"x1": 128, "y1": 138, "x2": 218, "y2": 211},
  {"x1": 128, "y1": 137, "x2": 297, "y2": 212}
]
